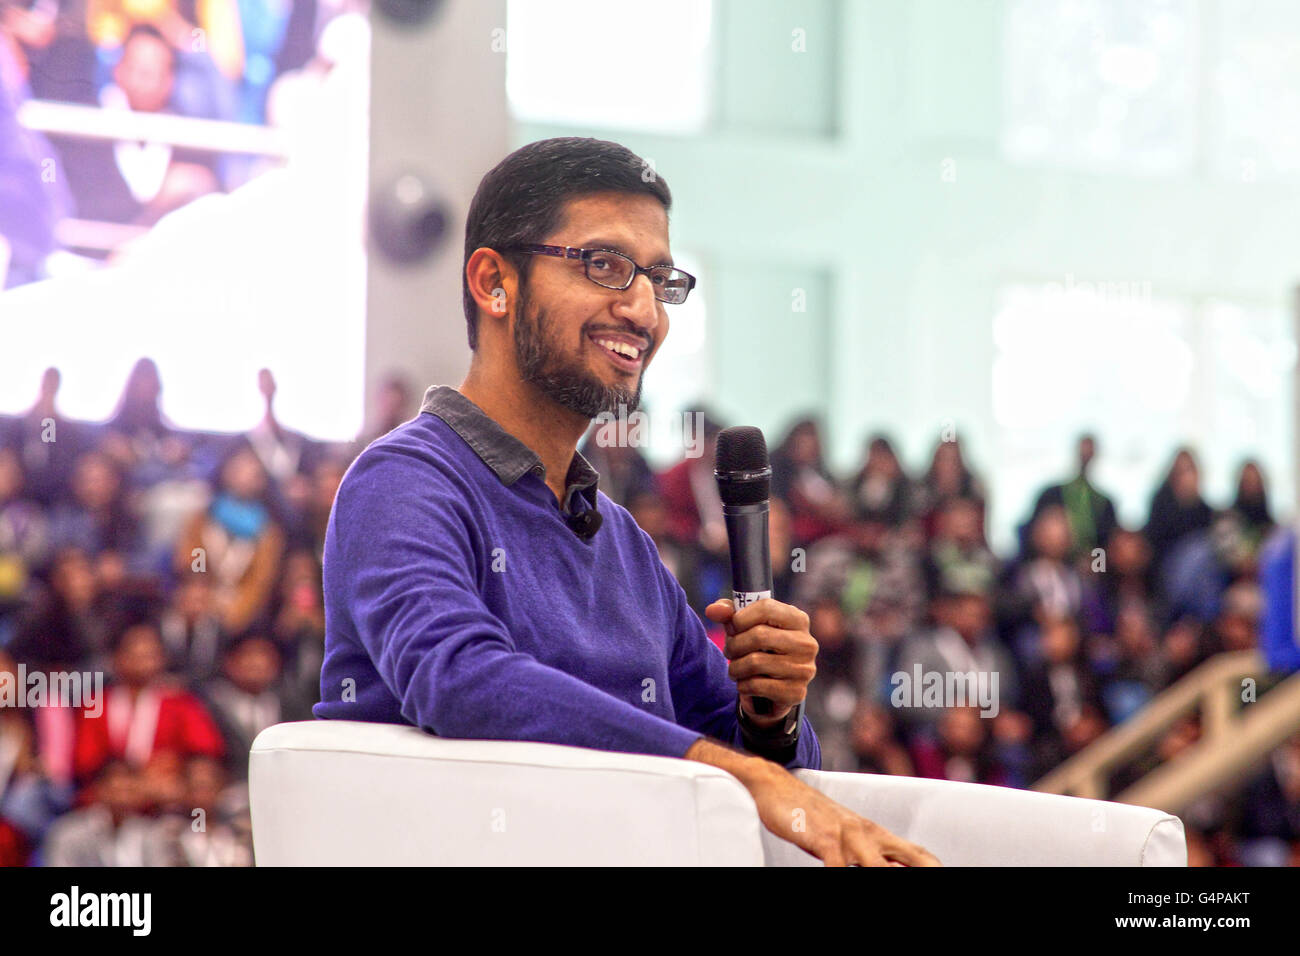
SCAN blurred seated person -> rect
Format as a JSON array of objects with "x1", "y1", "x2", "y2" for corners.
[
  {"x1": 1230, "y1": 460, "x2": 1275, "y2": 554},
  {"x1": 159, "y1": 573, "x2": 223, "y2": 682},
  {"x1": 0, "y1": 445, "x2": 49, "y2": 629},
  {"x1": 287, "y1": 454, "x2": 346, "y2": 561},
  {"x1": 923, "y1": 495, "x2": 998, "y2": 602},
  {"x1": 1160, "y1": 510, "x2": 1257, "y2": 625},
  {"x1": 73, "y1": 619, "x2": 225, "y2": 789},
  {"x1": 42, "y1": 759, "x2": 159, "y2": 866},
  {"x1": 1081, "y1": 526, "x2": 1162, "y2": 639},
  {"x1": 356, "y1": 372, "x2": 416, "y2": 449},
  {"x1": 913, "y1": 436, "x2": 986, "y2": 542},
  {"x1": 770, "y1": 417, "x2": 852, "y2": 548},
  {"x1": 578, "y1": 420, "x2": 657, "y2": 509},
  {"x1": 0, "y1": 650, "x2": 40, "y2": 864},
  {"x1": 46, "y1": 449, "x2": 137, "y2": 561},
  {"x1": 800, "y1": 595, "x2": 863, "y2": 772},
  {"x1": 1007, "y1": 504, "x2": 1083, "y2": 631},
  {"x1": 627, "y1": 488, "x2": 689, "y2": 582},
  {"x1": 1144, "y1": 448, "x2": 1213, "y2": 579},
  {"x1": 173, "y1": 438, "x2": 285, "y2": 635},
  {"x1": 893, "y1": 584, "x2": 1019, "y2": 731},
  {"x1": 51, "y1": 23, "x2": 220, "y2": 226},
  {"x1": 1021, "y1": 615, "x2": 1106, "y2": 779},
  {"x1": 8, "y1": 546, "x2": 107, "y2": 672},
  {"x1": 909, "y1": 706, "x2": 1011, "y2": 787},
  {"x1": 1098, "y1": 603, "x2": 1170, "y2": 724},
  {"x1": 1, "y1": 368, "x2": 96, "y2": 507},
  {"x1": 849, "y1": 703, "x2": 914, "y2": 776},
  {"x1": 655, "y1": 410, "x2": 725, "y2": 553},
  {"x1": 147, "y1": 755, "x2": 252, "y2": 866},
  {"x1": 269, "y1": 548, "x2": 325, "y2": 705},
  {"x1": 848, "y1": 434, "x2": 913, "y2": 527},
  {"x1": 201, "y1": 628, "x2": 304, "y2": 781}
]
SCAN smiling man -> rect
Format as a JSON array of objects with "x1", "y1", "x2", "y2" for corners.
[{"x1": 314, "y1": 137, "x2": 938, "y2": 866}]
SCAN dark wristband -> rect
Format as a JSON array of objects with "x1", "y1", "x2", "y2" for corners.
[{"x1": 737, "y1": 697, "x2": 804, "y2": 758}]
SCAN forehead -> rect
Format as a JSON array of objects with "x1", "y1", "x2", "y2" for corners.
[
  {"x1": 123, "y1": 35, "x2": 173, "y2": 66},
  {"x1": 549, "y1": 192, "x2": 671, "y2": 259}
]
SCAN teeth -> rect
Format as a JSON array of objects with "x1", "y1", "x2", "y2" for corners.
[{"x1": 595, "y1": 338, "x2": 639, "y2": 360}]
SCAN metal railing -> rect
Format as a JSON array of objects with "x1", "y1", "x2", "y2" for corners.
[{"x1": 1034, "y1": 650, "x2": 1300, "y2": 815}]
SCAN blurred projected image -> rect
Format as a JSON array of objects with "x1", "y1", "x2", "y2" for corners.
[{"x1": 0, "y1": 0, "x2": 368, "y2": 439}]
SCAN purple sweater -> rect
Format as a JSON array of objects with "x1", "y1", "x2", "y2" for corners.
[{"x1": 314, "y1": 386, "x2": 820, "y2": 769}]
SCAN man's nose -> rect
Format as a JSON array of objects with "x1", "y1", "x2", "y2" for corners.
[{"x1": 614, "y1": 272, "x2": 661, "y2": 333}]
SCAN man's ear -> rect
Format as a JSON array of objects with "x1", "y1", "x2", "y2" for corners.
[{"x1": 466, "y1": 248, "x2": 517, "y2": 326}]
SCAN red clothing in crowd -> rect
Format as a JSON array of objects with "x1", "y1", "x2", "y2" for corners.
[
  {"x1": 0, "y1": 819, "x2": 27, "y2": 867},
  {"x1": 73, "y1": 684, "x2": 226, "y2": 783},
  {"x1": 657, "y1": 459, "x2": 703, "y2": 545}
]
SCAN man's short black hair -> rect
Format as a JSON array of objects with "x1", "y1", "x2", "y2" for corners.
[{"x1": 461, "y1": 137, "x2": 672, "y2": 350}]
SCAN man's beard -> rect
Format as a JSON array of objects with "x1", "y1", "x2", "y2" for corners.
[{"x1": 513, "y1": 286, "x2": 644, "y2": 418}]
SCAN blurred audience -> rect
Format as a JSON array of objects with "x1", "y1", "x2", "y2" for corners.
[
  {"x1": 0, "y1": 357, "x2": 354, "y2": 866},
  {"x1": 0, "y1": 373, "x2": 1296, "y2": 867}
]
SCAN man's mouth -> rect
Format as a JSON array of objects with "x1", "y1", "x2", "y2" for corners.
[{"x1": 588, "y1": 333, "x2": 647, "y2": 372}]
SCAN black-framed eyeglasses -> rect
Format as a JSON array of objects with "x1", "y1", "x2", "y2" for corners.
[{"x1": 507, "y1": 244, "x2": 697, "y2": 305}]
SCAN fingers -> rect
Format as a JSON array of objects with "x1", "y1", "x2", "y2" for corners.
[
  {"x1": 884, "y1": 839, "x2": 943, "y2": 867},
  {"x1": 841, "y1": 825, "x2": 892, "y2": 867},
  {"x1": 727, "y1": 597, "x2": 810, "y2": 634},
  {"x1": 727, "y1": 650, "x2": 815, "y2": 684},
  {"x1": 724, "y1": 622, "x2": 816, "y2": 662},
  {"x1": 839, "y1": 820, "x2": 942, "y2": 868}
]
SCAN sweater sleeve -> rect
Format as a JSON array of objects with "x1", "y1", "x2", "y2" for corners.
[
  {"x1": 654, "y1": 540, "x2": 821, "y2": 770},
  {"x1": 328, "y1": 448, "x2": 704, "y2": 760}
]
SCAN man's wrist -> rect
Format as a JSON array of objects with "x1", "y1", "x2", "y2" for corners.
[
  {"x1": 683, "y1": 736, "x2": 778, "y2": 788},
  {"x1": 740, "y1": 699, "x2": 789, "y2": 730},
  {"x1": 736, "y1": 698, "x2": 804, "y2": 757}
]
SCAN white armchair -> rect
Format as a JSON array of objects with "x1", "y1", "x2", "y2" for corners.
[{"x1": 249, "y1": 720, "x2": 1186, "y2": 866}]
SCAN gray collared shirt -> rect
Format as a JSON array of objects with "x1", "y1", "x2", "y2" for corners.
[{"x1": 419, "y1": 385, "x2": 599, "y2": 516}]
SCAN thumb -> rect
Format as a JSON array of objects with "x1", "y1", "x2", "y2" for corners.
[{"x1": 704, "y1": 598, "x2": 735, "y2": 621}]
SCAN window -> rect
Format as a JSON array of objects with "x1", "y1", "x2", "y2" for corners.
[
  {"x1": 506, "y1": 0, "x2": 714, "y2": 134},
  {"x1": 990, "y1": 280, "x2": 1293, "y2": 546},
  {"x1": 1002, "y1": 0, "x2": 1198, "y2": 175}
]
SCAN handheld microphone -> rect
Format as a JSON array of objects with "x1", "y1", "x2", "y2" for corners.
[
  {"x1": 565, "y1": 507, "x2": 603, "y2": 541},
  {"x1": 714, "y1": 425, "x2": 775, "y2": 717}
]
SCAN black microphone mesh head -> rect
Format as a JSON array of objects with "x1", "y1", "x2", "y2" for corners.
[{"x1": 714, "y1": 426, "x2": 770, "y2": 505}]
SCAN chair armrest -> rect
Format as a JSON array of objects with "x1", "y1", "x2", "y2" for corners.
[
  {"x1": 758, "y1": 770, "x2": 1186, "y2": 866},
  {"x1": 249, "y1": 721, "x2": 764, "y2": 865}
]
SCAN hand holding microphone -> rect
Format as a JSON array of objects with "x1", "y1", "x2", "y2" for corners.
[
  {"x1": 704, "y1": 595, "x2": 818, "y2": 727},
  {"x1": 708, "y1": 425, "x2": 817, "y2": 729}
]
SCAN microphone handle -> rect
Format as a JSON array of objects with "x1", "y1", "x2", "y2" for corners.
[{"x1": 723, "y1": 502, "x2": 775, "y2": 717}]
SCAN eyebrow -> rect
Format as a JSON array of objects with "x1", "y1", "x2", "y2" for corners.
[{"x1": 578, "y1": 238, "x2": 674, "y2": 269}]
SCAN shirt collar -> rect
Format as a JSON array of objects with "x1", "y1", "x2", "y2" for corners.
[{"x1": 419, "y1": 385, "x2": 599, "y2": 515}]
